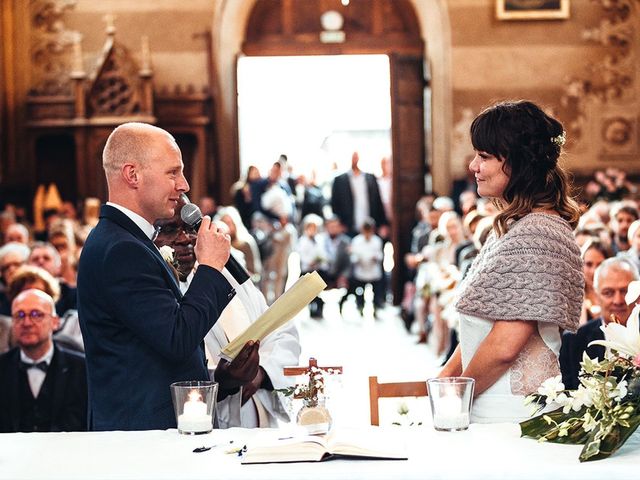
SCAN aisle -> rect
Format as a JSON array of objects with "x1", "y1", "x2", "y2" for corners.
[{"x1": 290, "y1": 288, "x2": 441, "y2": 427}]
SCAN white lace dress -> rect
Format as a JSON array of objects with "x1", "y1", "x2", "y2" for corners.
[{"x1": 459, "y1": 313, "x2": 561, "y2": 423}]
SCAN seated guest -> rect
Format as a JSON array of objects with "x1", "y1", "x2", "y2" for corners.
[
  {"x1": 154, "y1": 196, "x2": 300, "y2": 428},
  {"x1": 579, "y1": 239, "x2": 613, "y2": 326},
  {"x1": 0, "y1": 289, "x2": 87, "y2": 432},
  {"x1": 617, "y1": 219, "x2": 640, "y2": 273},
  {"x1": 28, "y1": 242, "x2": 77, "y2": 315},
  {"x1": 47, "y1": 220, "x2": 79, "y2": 288},
  {"x1": 609, "y1": 202, "x2": 639, "y2": 254},
  {"x1": 0, "y1": 242, "x2": 31, "y2": 316},
  {"x1": 4, "y1": 223, "x2": 30, "y2": 244},
  {"x1": 560, "y1": 258, "x2": 639, "y2": 390},
  {"x1": 8, "y1": 265, "x2": 83, "y2": 352},
  {"x1": 215, "y1": 206, "x2": 263, "y2": 284}
]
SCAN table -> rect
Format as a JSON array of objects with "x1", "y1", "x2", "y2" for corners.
[{"x1": 0, "y1": 423, "x2": 638, "y2": 479}]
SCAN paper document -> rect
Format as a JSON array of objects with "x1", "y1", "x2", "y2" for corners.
[{"x1": 220, "y1": 271, "x2": 326, "y2": 361}]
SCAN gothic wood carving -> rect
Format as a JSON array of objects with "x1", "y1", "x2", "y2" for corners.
[{"x1": 29, "y1": 0, "x2": 77, "y2": 96}]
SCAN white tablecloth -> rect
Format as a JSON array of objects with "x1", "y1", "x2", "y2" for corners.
[{"x1": 0, "y1": 423, "x2": 638, "y2": 479}]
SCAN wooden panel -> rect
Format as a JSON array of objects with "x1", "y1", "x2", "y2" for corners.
[{"x1": 390, "y1": 53, "x2": 427, "y2": 303}]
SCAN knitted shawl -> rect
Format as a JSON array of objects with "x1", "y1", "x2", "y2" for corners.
[{"x1": 455, "y1": 213, "x2": 584, "y2": 333}]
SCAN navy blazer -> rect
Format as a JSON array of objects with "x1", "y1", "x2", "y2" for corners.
[
  {"x1": 77, "y1": 205, "x2": 234, "y2": 431},
  {"x1": 0, "y1": 343, "x2": 87, "y2": 432},
  {"x1": 559, "y1": 317, "x2": 605, "y2": 390},
  {"x1": 330, "y1": 172, "x2": 388, "y2": 236}
]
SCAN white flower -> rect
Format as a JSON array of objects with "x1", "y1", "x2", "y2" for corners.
[
  {"x1": 570, "y1": 385, "x2": 595, "y2": 411},
  {"x1": 159, "y1": 245, "x2": 175, "y2": 264},
  {"x1": 537, "y1": 375, "x2": 565, "y2": 402},
  {"x1": 625, "y1": 280, "x2": 640, "y2": 305},
  {"x1": 590, "y1": 304, "x2": 640, "y2": 358},
  {"x1": 582, "y1": 411, "x2": 598, "y2": 433},
  {"x1": 608, "y1": 379, "x2": 628, "y2": 402}
]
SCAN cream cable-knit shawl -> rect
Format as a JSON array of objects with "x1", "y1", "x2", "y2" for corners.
[{"x1": 455, "y1": 213, "x2": 584, "y2": 333}]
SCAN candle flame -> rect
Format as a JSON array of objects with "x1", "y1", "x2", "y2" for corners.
[{"x1": 188, "y1": 390, "x2": 202, "y2": 402}]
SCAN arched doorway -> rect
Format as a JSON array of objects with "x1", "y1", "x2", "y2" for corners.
[{"x1": 212, "y1": 0, "x2": 453, "y2": 302}]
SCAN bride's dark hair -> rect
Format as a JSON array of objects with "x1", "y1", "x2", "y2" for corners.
[{"x1": 470, "y1": 100, "x2": 581, "y2": 236}]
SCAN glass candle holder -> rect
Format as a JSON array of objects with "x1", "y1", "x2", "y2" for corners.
[
  {"x1": 170, "y1": 381, "x2": 218, "y2": 435},
  {"x1": 426, "y1": 377, "x2": 474, "y2": 431}
]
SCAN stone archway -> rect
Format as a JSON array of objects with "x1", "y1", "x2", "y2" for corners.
[
  {"x1": 212, "y1": 0, "x2": 452, "y2": 199},
  {"x1": 212, "y1": 0, "x2": 453, "y2": 301}
]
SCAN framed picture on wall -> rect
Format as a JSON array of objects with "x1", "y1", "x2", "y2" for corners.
[{"x1": 496, "y1": 0, "x2": 570, "y2": 20}]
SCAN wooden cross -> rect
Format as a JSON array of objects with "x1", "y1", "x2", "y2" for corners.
[{"x1": 283, "y1": 357, "x2": 343, "y2": 377}]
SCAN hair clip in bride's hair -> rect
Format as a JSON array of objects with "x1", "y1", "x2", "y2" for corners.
[{"x1": 551, "y1": 131, "x2": 566, "y2": 147}]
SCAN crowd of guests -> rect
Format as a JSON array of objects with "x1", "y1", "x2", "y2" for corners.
[
  {"x1": 1, "y1": 107, "x2": 639, "y2": 432},
  {"x1": 0, "y1": 144, "x2": 392, "y2": 433}
]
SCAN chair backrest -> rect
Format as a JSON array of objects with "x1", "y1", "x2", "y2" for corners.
[{"x1": 368, "y1": 376, "x2": 428, "y2": 426}]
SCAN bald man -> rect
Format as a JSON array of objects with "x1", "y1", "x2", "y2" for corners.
[
  {"x1": 0, "y1": 289, "x2": 87, "y2": 432},
  {"x1": 560, "y1": 258, "x2": 640, "y2": 389},
  {"x1": 77, "y1": 123, "x2": 253, "y2": 431}
]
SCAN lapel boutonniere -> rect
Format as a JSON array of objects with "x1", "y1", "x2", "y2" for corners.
[{"x1": 158, "y1": 245, "x2": 181, "y2": 282}]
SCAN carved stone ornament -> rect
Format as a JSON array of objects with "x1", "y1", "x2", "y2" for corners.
[
  {"x1": 560, "y1": 0, "x2": 639, "y2": 144},
  {"x1": 29, "y1": 0, "x2": 78, "y2": 96}
]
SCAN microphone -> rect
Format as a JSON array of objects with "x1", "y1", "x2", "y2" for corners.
[{"x1": 180, "y1": 202, "x2": 250, "y2": 285}]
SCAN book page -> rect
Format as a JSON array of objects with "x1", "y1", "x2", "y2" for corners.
[
  {"x1": 242, "y1": 433, "x2": 329, "y2": 464},
  {"x1": 220, "y1": 271, "x2": 326, "y2": 360}
]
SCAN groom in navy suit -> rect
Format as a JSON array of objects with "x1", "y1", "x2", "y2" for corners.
[{"x1": 78, "y1": 122, "x2": 259, "y2": 431}]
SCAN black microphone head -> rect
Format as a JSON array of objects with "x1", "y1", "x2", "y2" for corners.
[{"x1": 180, "y1": 202, "x2": 202, "y2": 227}]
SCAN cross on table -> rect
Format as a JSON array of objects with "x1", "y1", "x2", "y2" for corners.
[{"x1": 283, "y1": 357, "x2": 343, "y2": 377}]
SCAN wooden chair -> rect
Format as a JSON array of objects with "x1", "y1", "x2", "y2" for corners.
[{"x1": 368, "y1": 376, "x2": 428, "y2": 426}]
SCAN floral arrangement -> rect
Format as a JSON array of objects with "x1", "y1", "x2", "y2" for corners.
[
  {"x1": 520, "y1": 281, "x2": 640, "y2": 462},
  {"x1": 277, "y1": 366, "x2": 341, "y2": 407}
]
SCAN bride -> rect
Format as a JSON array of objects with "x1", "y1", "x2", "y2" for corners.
[{"x1": 438, "y1": 100, "x2": 584, "y2": 423}]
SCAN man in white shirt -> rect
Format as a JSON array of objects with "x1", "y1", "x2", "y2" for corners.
[
  {"x1": 154, "y1": 197, "x2": 300, "y2": 428},
  {"x1": 0, "y1": 289, "x2": 87, "y2": 432}
]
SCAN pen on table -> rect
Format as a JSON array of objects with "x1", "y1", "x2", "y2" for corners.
[{"x1": 193, "y1": 439, "x2": 234, "y2": 453}]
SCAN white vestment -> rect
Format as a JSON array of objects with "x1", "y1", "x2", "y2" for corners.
[{"x1": 181, "y1": 267, "x2": 300, "y2": 428}]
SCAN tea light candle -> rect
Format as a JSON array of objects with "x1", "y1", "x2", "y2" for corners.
[
  {"x1": 177, "y1": 390, "x2": 212, "y2": 433},
  {"x1": 433, "y1": 390, "x2": 469, "y2": 430}
]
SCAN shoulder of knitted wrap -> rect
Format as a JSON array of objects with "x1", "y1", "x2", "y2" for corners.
[{"x1": 455, "y1": 213, "x2": 584, "y2": 333}]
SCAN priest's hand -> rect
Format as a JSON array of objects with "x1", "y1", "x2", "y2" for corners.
[
  {"x1": 241, "y1": 367, "x2": 271, "y2": 405},
  {"x1": 215, "y1": 340, "x2": 260, "y2": 400}
]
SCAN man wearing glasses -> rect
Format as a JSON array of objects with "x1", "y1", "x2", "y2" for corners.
[
  {"x1": 154, "y1": 196, "x2": 300, "y2": 428},
  {"x1": 0, "y1": 289, "x2": 87, "y2": 432}
]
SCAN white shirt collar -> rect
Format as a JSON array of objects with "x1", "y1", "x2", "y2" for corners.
[
  {"x1": 20, "y1": 343, "x2": 54, "y2": 365},
  {"x1": 107, "y1": 202, "x2": 157, "y2": 240}
]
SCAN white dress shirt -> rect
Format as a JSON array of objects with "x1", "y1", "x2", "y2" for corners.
[
  {"x1": 106, "y1": 202, "x2": 156, "y2": 240},
  {"x1": 349, "y1": 171, "x2": 370, "y2": 232},
  {"x1": 20, "y1": 344, "x2": 54, "y2": 398}
]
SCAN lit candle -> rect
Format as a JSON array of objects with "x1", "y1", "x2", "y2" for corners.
[
  {"x1": 177, "y1": 390, "x2": 212, "y2": 433},
  {"x1": 433, "y1": 389, "x2": 469, "y2": 430},
  {"x1": 141, "y1": 36, "x2": 151, "y2": 71}
]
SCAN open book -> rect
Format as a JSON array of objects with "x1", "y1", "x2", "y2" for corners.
[
  {"x1": 241, "y1": 428, "x2": 408, "y2": 464},
  {"x1": 220, "y1": 271, "x2": 326, "y2": 361}
]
